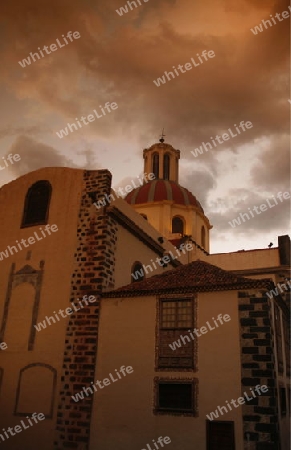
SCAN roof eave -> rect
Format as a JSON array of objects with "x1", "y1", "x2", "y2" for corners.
[{"x1": 102, "y1": 280, "x2": 272, "y2": 298}]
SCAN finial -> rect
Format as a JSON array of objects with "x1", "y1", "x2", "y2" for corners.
[{"x1": 159, "y1": 128, "x2": 165, "y2": 143}]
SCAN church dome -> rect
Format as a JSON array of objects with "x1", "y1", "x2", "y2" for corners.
[{"x1": 125, "y1": 179, "x2": 204, "y2": 213}]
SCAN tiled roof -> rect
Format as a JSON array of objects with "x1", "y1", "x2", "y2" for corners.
[
  {"x1": 103, "y1": 260, "x2": 272, "y2": 298},
  {"x1": 125, "y1": 180, "x2": 204, "y2": 213},
  {"x1": 169, "y1": 238, "x2": 183, "y2": 248}
]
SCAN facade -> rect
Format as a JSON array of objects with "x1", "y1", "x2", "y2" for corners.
[
  {"x1": 0, "y1": 167, "x2": 183, "y2": 450},
  {"x1": 101, "y1": 261, "x2": 290, "y2": 450},
  {"x1": 0, "y1": 140, "x2": 289, "y2": 450}
]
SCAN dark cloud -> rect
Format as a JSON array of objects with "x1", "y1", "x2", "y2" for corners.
[
  {"x1": 0, "y1": 0, "x2": 289, "y2": 248},
  {"x1": 0, "y1": 0, "x2": 289, "y2": 148},
  {"x1": 0, "y1": 125, "x2": 49, "y2": 139},
  {"x1": 3, "y1": 136, "x2": 79, "y2": 178},
  {"x1": 250, "y1": 135, "x2": 290, "y2": 190},
  {"x1": 180, "y1": 168, "x2": 217, "y2": 207},
  {"x1": 208, "y1": 188, "x2": 251, "y2": 211},
  {"x1": 209, "y1": 189, "x2": 291, "y2": 234}
]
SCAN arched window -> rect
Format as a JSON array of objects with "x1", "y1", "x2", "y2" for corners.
[
  {"x1": 15, "y1": 363, "x2": 57, "y2": 418},
  {"x1": 163, "y1": 154, "x2": 170, "y2": 180},
  {"x1": 140, "y1": 214, "x2": 148, "y2": 221},
  {"x1": 172, "y1": 216, "x2": 184, "y2": 235},
  {"x1": 131, "y1": 261, "x2": 145, "y2": 283},
  {"x1": 21, "y1": 180, "x2": 52, "y2": 228},
  {"x1": 201, "y1": 226, "x2": 206, "y2": 248},
  {"x1": 153, "y1": 153, "x2": 159, "y2": 179}
]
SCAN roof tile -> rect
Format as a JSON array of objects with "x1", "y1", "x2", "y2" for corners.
[{"x1": 103, "y1": 260, "x2": 272, "y2": 298}]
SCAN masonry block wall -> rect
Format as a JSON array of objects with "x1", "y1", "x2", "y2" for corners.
[
  {"x1": 54, "y1": 170, "x2": 118, "y2": 449},
  {"x1": 238, "y1": 291, "x2": 280, "y2": 450}
]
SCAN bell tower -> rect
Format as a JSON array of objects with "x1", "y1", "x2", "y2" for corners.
[
  {"x1": 143, "y1": 133, "x2": 180, "y2": 182},
  {"x1": 126, "y1": 136, "x2": 212, "y2": 253}
]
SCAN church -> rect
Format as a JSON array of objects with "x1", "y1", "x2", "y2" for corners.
[{"x1": 0, "y1": 138, "x2": 289, "y2": 450}]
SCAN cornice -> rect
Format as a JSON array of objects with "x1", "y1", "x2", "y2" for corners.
[{"x1": 107, "y1": 205, "x2": 180, "y2": 268}]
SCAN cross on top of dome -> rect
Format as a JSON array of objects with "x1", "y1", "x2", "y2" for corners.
[{"x1": 159, "y1": 128, "x2": 166, "y2": 143}]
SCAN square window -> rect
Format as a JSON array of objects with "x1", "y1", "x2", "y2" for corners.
[
  {"x1": 159, "y1": 383, "x2": 192, "y2": 410},
  {"x1": 155, "y1": 379, "x2": 197, "y2": 415},
  {"x1": 206, "y1": 420, "x2": 235, "y2": 450}
]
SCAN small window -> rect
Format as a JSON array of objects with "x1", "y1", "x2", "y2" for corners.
[
  {"x1": 140, "y1": 214, "x2": 148, "y2": 221},
  {"x1": 201, "y1": 226, "x2": 206, "y2": 248},
  {"x1": 152, "y1": 153, "x2": 159, "y2": 179},
  {"x1": 155, "y1": 379, "x2": 197, "y2": 414},
  {"x1": 163, "y1": 154, "x2": 170, "y2": 180},
  {"x1": 206, "y1": 420, "x2": 235, "y2": 450},
  {"x1": 21, "y1": 181, "x2": 52, "y2": 228},
  {"x1": 172, "y1": 216, "x2": 184, "y2": 234},
  {"x1": 280, "y1": 387, "x2": 287, "y2": 416},
  {"x1": 131, "y1": 262, "x2": 145, "y2": 283}
]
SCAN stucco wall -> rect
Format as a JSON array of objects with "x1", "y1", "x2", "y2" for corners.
[
  {"x1": 206, "y1": 248, "x2": 280, "y2": 272},
  {"x1": 132, "y1": 201, "x2": 211, "y2": 253},
  {"x1": 90, "y1": 290, "x2": 244, "y2": 450},
  {"x1": 0, "y1": 168, "x2": 84, "y2": 450},
  {"x1": 113, "y1": 224, "x2": 173, "y2": 288},
  {"x1": 110, "y1": 198, "x2": 191, "y2": 289}
]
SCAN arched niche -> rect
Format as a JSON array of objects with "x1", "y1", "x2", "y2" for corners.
[
  {"x1": 15, "y1": 363, "x2": 57, "y2": 418},
  {"x1": 0, "y1": 263, "x2": 44, "y2": 351},
  {"x1": 3, "y1": 283, "x2": 35, "y2": 352},
  {"x1": 131, "y1": 261, "x2": 145, "y2": 283}
]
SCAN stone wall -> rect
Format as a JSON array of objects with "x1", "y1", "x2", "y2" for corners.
[
  {"x1": 54, "y1": 170, "x2": 118, "y2": 449},
  {"x1": 238, "y1": 291, "x2": 280, "y2": 450}
]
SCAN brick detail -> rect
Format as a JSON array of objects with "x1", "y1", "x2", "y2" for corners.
[
  {"x1": 238, "y1": 292, "x2": 280, "y2": 450},
  {"x1": 54, "y1": 170, "x2": 117, "y2": 449}
]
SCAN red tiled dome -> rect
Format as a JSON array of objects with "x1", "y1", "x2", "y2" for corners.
[{"x1": 125, "y1": 180, "x2": 204, "y2": 213}]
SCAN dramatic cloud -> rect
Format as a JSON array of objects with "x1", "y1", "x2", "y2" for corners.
[
  {"x1": 250, "y1": 134, "x2": 290, "y2": 190},
  {"x1": 4, "y1": 136, "x2": 78, "y2": 178},
  {"x1": 0, "y1": 0, "x2": 289, "y2": 252},
  {"x1": 1, "y1": 135, "x2": 99, "y2": 182},
  {"x1": 210, "y1": 190, "x2": 291, "y2": 234}
]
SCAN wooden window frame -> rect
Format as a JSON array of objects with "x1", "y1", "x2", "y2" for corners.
[
  {"x1": 156, "y1": 294, "x2": 197, "y2": 371},
  {"x1": 154, "y1": 377, "x2": 198, "y2": 416},
  {"x1": 206, "y1": 420, "x2": 235, "y2": 450}
]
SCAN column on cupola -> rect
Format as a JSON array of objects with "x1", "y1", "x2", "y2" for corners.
[{"x1": 143, "y1": 139, "x2": 180, "y2": 182}]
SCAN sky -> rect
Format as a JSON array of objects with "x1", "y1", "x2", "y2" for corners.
[{"x1": 0, "y1": 0, "x2": 290, "y2": 253}]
